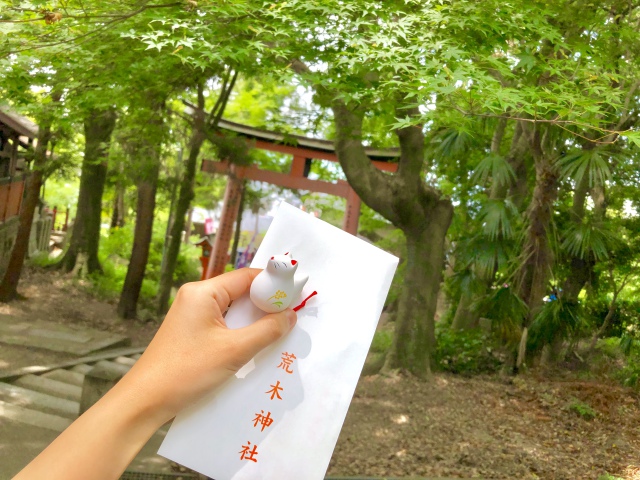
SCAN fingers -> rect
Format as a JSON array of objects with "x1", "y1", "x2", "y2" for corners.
[
  {"x1": 199, "y1": 268, "x2": 262, "y2": 309},
  {"x1": 233, "y1": 309, "x2": 298, "y2": 362}
]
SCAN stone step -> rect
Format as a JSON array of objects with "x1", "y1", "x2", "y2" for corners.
[
  {"x1": 12, "y1": 374, "x2": 82, "y2": 402},
  {"x1": 70, "y1": 363, "x2": 93, "y2": 375},
  {"x1": 92, "y1": 360, "x2": 132, "y2": 377},
  {"x1": 41, "y1": 368, "x2": 84, "y2": 387},
  {"x1": 79, "y1": 360, "x2": 132, "y2": 414},
  {"x1": 114, "y1": 356, "x2": 136, "y2": 366},
  {"x1": 0, "y1": 399, "x2": 72, "y2": 432},
  {"x1": 0, "y1": 382, "x2": 79, "y2": 419}
]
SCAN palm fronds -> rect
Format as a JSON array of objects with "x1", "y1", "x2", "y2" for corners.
[
  {"x1": 561, "y1": 220, "x2": 621, "y2": 262},
  {"x1": 471, "y1": 153, "x2": 516, "y2": 187},
  {"x1": 557, "y1": 149, "x2": 613, "y2": 188},
  {"x1": 528, "y1": 299, "x2": 584, "y2": 352},
  {"x1": 476, "y1": 286, "x2": 528, "y2": 343},
  {"x1": 478, "y1": 198, "x2": 520, "y2": 241}
]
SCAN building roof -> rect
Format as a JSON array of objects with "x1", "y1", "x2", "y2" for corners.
[
  {"x1": 217, "y1": 118, "x2": 399, "y2": 162},
  {"x1": 0, "y1": 106, "x2": 38, "y2": 138}
]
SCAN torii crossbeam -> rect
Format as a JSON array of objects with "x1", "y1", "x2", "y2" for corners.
[{"x1": 203, "y1": 119, "x2": 399, "y2": 278}]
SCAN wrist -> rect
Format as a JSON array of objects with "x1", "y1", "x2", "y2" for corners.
[{"x1": 110, "y1": 366, "x2": 177, "y2": 429}]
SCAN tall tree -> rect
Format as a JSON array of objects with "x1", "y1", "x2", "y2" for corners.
[
  {"x1": 156, "y1": 71, "x2": 237, "y2": 314},
  {"x1": 335, "y1": 101, "x2": 453, "y2": 376},
  {"x1": 59, "y1": 108, "x2": 117, "y2": 274},
  {"x1": 117, "y1": 94, "x2": 166, "y2": 319}
]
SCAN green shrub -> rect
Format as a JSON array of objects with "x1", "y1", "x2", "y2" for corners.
[
  {"x1": 585, "y1": 298, "x2": 640, "y2": 338},
  {"x1": 616, "y1": 359, "x2": 640, "y2": 389},
  {"x1": 100, "y1": 224, "x2": 135, "y2": 260},
  {"x1": 597, "y1": 473, "x2": 624, "y2": 480},
  {"x1": 566, "y1": 398, "x2": 597, "y2": 420},
  {"x1": 596, "y1": 337, "x2": 640, "y2": 390},
  {"x1": 528, "y1": 299, "x2": 585, "y2": 353},
  {"x1": 89, "y1": 219, "x2": 201, "y2": 307},
  {"x1": 597, "y1": 337, "x2": 625, "y2": 359},
  {"x1": 85, "y1": 257, "x2": 128, "y2": 302},
  {"x1": 371, "y1": 330, "x2": 393, "y2": 354},
  {"x1": 475, "y1": 285, "x2": 528, "y2": 344},
  {"x1": 175, "y1": 243, "x2": 201, "y2": 284},
  {"x1": 435, "y1": 327, "x2": 503, "y2": 375},
  {"x1": 27, "y1": 251, "x2": 58, "y2": 268}
]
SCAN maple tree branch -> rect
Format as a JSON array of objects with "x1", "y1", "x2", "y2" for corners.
[
  {"x1": 2, "y1": 3, "x2": 182, "y2": 57},
  {"x1": 450, "y1": 106, "x2": 633, "y2": 144}
]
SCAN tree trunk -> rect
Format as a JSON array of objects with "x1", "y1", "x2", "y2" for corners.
[
  {"x1": 506, "y1": 122, "x2": 532, "y2": 210},
  {"x1": 230, "y1": 182, "x2": 246, "y2": 266},
  {"x1": 156, "y1": 111, "x2": 206, "y2": 315},
  {"x1": 156, "y1": 74, "x2": 237, "y2": 315},
  {"x1": 332, "y1": 99, "x2": 453, "y2": 377},
  {"x1": 110, "y1": 181, "x2": 126, "y2": 228},
  {"x1": 451, "y1": 290, "x2": 479, "y2": 331},
  {"x1": 514, "y1": 128, "x2": 559, "y2": 368},
  {"x1": 117, "y1": 162, "x2": 160, "y2": 319},
  {"x1": 591, "y1": 183, "x2": 606, "y2": 220},
  {"x1": 59, "y1": 108, "x2": 117, "y2": 274},
  {"x1": 384, "y1": 208, "x2": 452, "y2": 377},
  {"x1": 589, "y1": 291, "x2": 618, "y2": 351},
  {"x1": 0, "y1": 119, "x2": 54, "y2": 301},
  {"x1": 160, "y1": 150, "x2": 181, "y2": 277},
  {"x1": 563, "y1": 173, "x2": 592, "y2": 300},
  {"x1": 183, "y1": 207, "x2": 194, "y2": 244}
]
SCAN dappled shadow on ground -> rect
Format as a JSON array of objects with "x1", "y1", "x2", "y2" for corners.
[
  {"x1": 328, "y1": 373, "x2": 640, "y2": 480},
  {"x1": 0, "y1": 267, "x2": 158, "y2": 373}
]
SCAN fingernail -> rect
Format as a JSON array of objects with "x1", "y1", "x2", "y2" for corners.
[{"x1": 285, "y1": 309, "x2": 297, "y2": 328}]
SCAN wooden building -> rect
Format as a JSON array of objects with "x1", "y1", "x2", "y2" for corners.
[{"x1": 0, "y1": 107, "x2": 38, "y2": 275}]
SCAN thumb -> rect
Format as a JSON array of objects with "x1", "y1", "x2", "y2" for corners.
[{"x1": 232, "y1": 309, "x2": 298, "y2": 365}]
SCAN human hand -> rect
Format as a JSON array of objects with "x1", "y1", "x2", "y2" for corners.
[
  {"x1": 118, "y1": 268, "x2": 297, "y2": 425},
  {"x1": 14, "y1": 268, "x2": 296, "y2": 480}
]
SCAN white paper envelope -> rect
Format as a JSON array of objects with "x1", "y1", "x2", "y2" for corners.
[{"x1": 158, "y1": 201, "x2": 399, "y2": 480}]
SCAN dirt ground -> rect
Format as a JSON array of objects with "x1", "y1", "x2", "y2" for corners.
[
  {"x1": 2, "y1": 268, "x2": 639, "y2": 479},
  {"x1": 0, "y1": 267, "x2": 158, "y2": 372}
]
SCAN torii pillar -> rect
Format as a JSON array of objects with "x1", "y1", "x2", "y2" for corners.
[{"x1": 205, "y1": 165, "x2": 245, "y2": 279}]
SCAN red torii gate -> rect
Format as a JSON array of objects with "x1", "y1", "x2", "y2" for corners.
[{"x1": 203, "y1": 119, "x2": 399, "y2": 279}]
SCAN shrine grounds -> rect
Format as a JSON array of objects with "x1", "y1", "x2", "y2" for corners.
[{"x1": 1, "y1": 267, "x2": 639, "y2": 480}]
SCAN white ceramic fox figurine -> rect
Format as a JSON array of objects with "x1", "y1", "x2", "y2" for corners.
[{"x1": 250, "y1": 252, "x2": 309, "y2": 313}]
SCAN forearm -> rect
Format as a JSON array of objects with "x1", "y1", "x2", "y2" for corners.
[
  {"x1": 14, "y1": 374, "x2": 167, "y2": 480},
  {"x1": 14, "y1": 269, "x2": 296, "y2": 479}
]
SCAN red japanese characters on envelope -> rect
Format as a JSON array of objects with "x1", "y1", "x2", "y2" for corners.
[{"x1": 158, "y1": 202, "x2": 399, "y2": 480}]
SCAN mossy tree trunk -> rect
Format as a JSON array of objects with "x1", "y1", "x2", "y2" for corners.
[
  {"x1": 332, "y1": 100, "x2": 453, "y2": 377},
  {"x1": 514, "y1": 126, "x2": 559, "y2": 369},
  {"x1": 60, "y1": 108, "x2": 117, "y2": 274}
]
